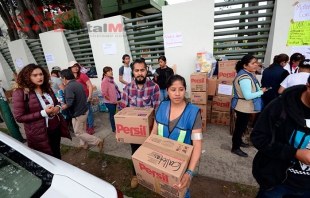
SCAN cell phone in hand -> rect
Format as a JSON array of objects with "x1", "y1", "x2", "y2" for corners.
[{"x1": 266, "y1": 87, "x2": 272, "y2": 90}]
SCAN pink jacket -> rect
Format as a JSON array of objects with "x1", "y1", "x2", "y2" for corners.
[{"x1": 101, "y1": 77, "x2": 117, "y2": 104}]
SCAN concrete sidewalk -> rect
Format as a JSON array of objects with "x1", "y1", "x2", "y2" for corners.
[{"x1": 0, "y1": 111, "x2": 258, "y2": 187}]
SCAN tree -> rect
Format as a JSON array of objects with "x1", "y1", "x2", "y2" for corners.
[{"x1": 73, "y1": 0, "x2": 91, "y2": 28}]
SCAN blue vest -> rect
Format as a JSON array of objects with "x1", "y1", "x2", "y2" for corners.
[
  {"x1": 231, "y1": 69, "x2": 263, "y2": 111},
  {"x1": 155, "y1": 100, "x2": 200, "y2": 145}
]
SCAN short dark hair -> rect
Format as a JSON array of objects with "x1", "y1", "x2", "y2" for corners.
[
  {"x1": 158, "y1": 55, "x2": 166, "y2": 62},
  {"x1": 122, "y1": 54, "x2": 130, "y2": 63},
  {"x1": 60, "y1": 69, "x2": 75, "y2": 80},
  {"x1": 131, "y1": 59, "x2": 147, "y2": 70},
  {"x1": 51, "y1": 70, "x2": 60, "y2": 77}
]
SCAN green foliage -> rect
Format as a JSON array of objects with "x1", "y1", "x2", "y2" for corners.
[{"x1": 56, "y1": 10, "x2": 82, "y2": 30}]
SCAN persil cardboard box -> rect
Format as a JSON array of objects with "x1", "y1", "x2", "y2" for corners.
[
  {"x1": 132, "y1": 134, "x2": 193, "y2": 198},
  {"x1": 114, "y1": 107, "x2": 154, "y2": 144},
  {"x1": 195, "y1": 104, "x2": 207, "y2": 119},
  {"x1": 216, "y1": 79, "x2": 233, "y2": 96},
  {"x1": 208, "y1": 75, "x2": 217, "y2": 96},
  {"x1": 218, "y1": 60, "x2": 238, "y2": 80},
  {"x1": 190, "y1": 92, "x2": 207, "y2": 104},
  {"x1": 190, "y1": 72, "x2": 208, "y2": 92},
  {"x1": 211, "y1": 111, "x2": 230, "y2": 126},
  {"x1": 202, "y1": 119, "x2": 207, "y2": 133},
  {"x1": 212, "y1": 96, "x2": 232, "y2": 112}
]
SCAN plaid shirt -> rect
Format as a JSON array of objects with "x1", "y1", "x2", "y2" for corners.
[{"x1": 119, "y1": 79, "x2": 160, "y2": 110}]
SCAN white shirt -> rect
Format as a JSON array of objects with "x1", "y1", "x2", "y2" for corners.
[
  {"x1": 122, "y1": 66, "x2": 132, "y2": 89},
  {"x1": 280, "y1": 72, "x2": 310, "y2": 88}
]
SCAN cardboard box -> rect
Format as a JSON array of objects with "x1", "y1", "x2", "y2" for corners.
[
  {"x1": 211, "y1": 110, "x2": 230, "y2": 126},
  {"x1": 195, "y1": 104, "x2": 207, "y2": 119},
  {"x1": 208, "y1": 75, "x2": 217, "y2": 96},
  {"x1": 202, "y1": 119, "x2": 207, "y2": 133},
  {"x1": 114, "y1": 107, "x2": 154, "y2": 144},
  {"x1": 190, "y1": 72, "x2": 208, "y2": 92},
  {"x1": 218, "y1": 60, "x2": 238, "y2": 80},
  {"x1": 132, "y1": 134, "x2": 193, "y2": 198},
  {"x1": 190, "y1": 92, "x2": 207, "y2": 104},
  {"x1": 212, "y1": 96, "x2": 231, "y2": 112},
  {"x1": 216, "y1": 79, "x2": 233, "y2": 96}
]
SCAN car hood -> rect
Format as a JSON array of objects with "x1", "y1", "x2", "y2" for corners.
[{"x1": 0, "y1": 133, "x2": 117, "y2": 198}]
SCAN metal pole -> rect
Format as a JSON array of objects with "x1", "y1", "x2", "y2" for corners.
[{"x1": 0, "y1": 88, "x2": 25, "y2": 142}]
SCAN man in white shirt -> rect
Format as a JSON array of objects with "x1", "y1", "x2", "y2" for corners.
[
  {"x1": 279, "y1": 59, "x2": 310, "y2": 94},
  {"x1": 119, "y1": 54, "x2": 132, "y2": 89}
]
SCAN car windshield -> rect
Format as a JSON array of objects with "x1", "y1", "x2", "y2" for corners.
[
  {"x1": 0, "y1": 154, "x2": 42, "y2": 197},
  {"x1": 0, "y1": 141, "x2": 53, "y2": 197}
]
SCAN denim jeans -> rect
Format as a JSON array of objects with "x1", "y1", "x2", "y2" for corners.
[
  {"x1": 256, "y1": 185, "x2": 310, "y2": 198},
  {"x1": 87, "y1": 101, "x2": 94, "y2": 127},
  {"x1": 105, "y1": 103, "x2": 116, "y2": 131},
  {"x1": 159, "y1": 89, "x2": 168, "y2": 101}
]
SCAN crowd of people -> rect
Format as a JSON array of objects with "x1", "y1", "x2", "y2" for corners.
[{"x1": 6, "y1": 51, "x2": 310, "y2": 197}]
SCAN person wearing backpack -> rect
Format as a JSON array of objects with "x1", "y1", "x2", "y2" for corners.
[
  {"x1": 12, "y1": 64, "x2": 71, "y2": 159},
  {"x1": 119, "y1": 54, "x2": 132, "y2": 90},
  {"x1": 251, "y1": 75, "x2": 310, "y2": 197}
]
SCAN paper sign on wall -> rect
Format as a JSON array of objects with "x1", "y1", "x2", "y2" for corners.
[
  {"x1": 164, "y1": 32, "x2": 183, "y2": 48},
  {"x1": 291, "y1": 46, "x2": 310, "y2": 59},
  {"x1": 103, "y1": 42, "x2": 117, "y2": 55},
  {"x1": 294, "y1": 2, "x2": 310, "y2": 22},
  {"x1": 218, "y1": 84, "x2": 232, "y2": 96},
  {"x1": 16, "y1": 59, "x2": 23, "y2": 68},
  {"x1": 45, "y1": 54, "x2": 55, "y2": 63},
  {"x1": 286, "y1": 21, "x2": 310, "y2": 46}
]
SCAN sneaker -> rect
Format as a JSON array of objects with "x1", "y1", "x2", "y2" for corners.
[
  {"x1": 87, "y1": 126, "x2": 95, "y2": 135},
  {"x1": 78, "y1": 144, "x2": 89, "y2": 150},
  {"x1": 131, "y1": 176, "x2": 138, "y2": 188},
  {"x1": 97, "y1": 138, "x2": 104, "y2": 152}
]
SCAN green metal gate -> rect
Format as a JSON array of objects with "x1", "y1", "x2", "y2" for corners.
[
  {"x1": 64, "y1": 28, "x2": 95, "y2": 68},
  {"x1": 25, "y1": 39, "x2": 48, "y2": 70},
  {"x1": 124, "y1": 13, "x2": 164, "y2": 67},
  {"x1": 214, "y1": 0, "x2": 275, "y2": 62},
  {"x1": 0, "y1": 46, "x2": 15, "y2": 74}
]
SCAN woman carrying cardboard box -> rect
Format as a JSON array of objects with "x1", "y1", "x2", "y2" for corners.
[
  {"x1": 231, "y1": 55, "x2": 268, "y2": 157},
  {"x1": 151, "y1": 74, "x2": 203, "y2": 198}
]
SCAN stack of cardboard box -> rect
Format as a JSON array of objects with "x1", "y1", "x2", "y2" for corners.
[
  {"x1": 211, "y1": 60, "x2": 237, "y2": 126},
  {"x1": 190, "y1": 72, "x2": 208, "y2": 132}
]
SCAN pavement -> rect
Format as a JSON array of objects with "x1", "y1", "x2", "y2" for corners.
[{"x1": 0, "y1": 110, "x2": 259, "y2": 187}]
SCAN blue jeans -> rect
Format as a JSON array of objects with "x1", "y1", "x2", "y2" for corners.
[
  {"x1": 256, "y1": 185, "x2": 310, "y2": 198},
  {"x1": 105, "y1": 103, "x2": 116, "y2": 131},
  {"x1": 184, "y1": 188, "x2": 190, "y2": 198},
  {"x1": 159, "y1": 89, "x2": 168, "y2": 101},
  {"x1": 87, "y1": 101, "x2": 94, "y2": 127}
]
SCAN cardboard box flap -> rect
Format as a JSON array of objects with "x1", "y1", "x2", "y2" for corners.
[{"x1": 145, "y1": 135, "x2": 193, "y2": 157}]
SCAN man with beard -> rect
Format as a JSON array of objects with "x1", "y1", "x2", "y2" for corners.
[{"x1": 118, "y1": 58, "x2": 160, "y2": 188}]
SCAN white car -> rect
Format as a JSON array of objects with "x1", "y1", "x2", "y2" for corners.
[{"x1": 0, "y1": 132, "x2": 124, "y2": 198}]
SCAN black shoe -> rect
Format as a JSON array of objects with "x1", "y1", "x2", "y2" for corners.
[
  {"x1": 241, "y1": 142, "x2": 250, "y2": 148},
  {"x1": 231, "y1": 148, "x2": 248, "y2": 157}
]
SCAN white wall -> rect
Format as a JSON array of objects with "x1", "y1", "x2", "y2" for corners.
[
  {"x1": 162, "y1": 0, "x2": 214, "y2": 96},
  {"x1": 87, "y1": 15, "x2": 132, "y2": 90},
  {"x1": 0, "y1": 52, "x2": 13, "y2": 90},
  {"x1": 264, "y1": 0, "x2": 307, "y2": 66},
  {"x1": 7, "y1": 39, "x2": 37, "y2": 72},
  {"x1": 39, "y1": 30, "x2": 75, "y2": 72}
]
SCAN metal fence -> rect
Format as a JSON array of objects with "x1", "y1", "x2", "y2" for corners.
[
  {"x1": 25, "y1": 39, "x2": 48, "y2": 70},
  {"x1": 0, "y1": 46, "x2": 15, "y2": 74},
  {"x1": 214, "y1": 0, "x2": 275, "y2": 62},
  {"x1": 64, "y1": 28, "x2": 95, "y2": 69},
  {"x1": 124, "y1": 13, "x2": 164, "y2": 67}
]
